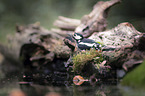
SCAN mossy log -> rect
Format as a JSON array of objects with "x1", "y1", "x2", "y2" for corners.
[
  {"x1": 89, "y1": 22, "x2": 144, "y2": 71},
  {"x1": 6, "y1": 0, "x2": 145, "y2": 84},
  {"x1": 8, "y1": 0, "x2": 121, "y2": 68},
  {"x1": 66, "y1": 22, "x2": 144, "y2": 76}
]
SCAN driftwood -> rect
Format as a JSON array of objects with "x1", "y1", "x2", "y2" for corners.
[
  {"x1": 6, "y1": 0, "x2": 145, "y2": 85},
  {"x1": 54, "y1": 0, "x2": 121, "y2": 38},
  {"x1": 53, "y1": 16, "x2": 80, "y2": 31}
]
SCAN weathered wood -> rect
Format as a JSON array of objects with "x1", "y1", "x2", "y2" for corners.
[
  {"x1": 53, "y1": 16, "x2": 80, "y2": 31},
  {"x1": 89, "y1": 22, "x2": 141, "y2": 47},
  {"x1": 89, "y1": 22, "x2": 144, "y2": 71},
  {"x1": 9, "y1": 23, "x2": 71, "y2": 62},
  {"x1": 54, "y1": 0, "x2": 121, "y2": 38},
  {"x1": 9, "y1": 0, "x2": 144, "y2": 72},
  {"x1": 51, "y1": 28, "x2": 74, "y2": 37},
  {"x1": 6, "y1": 0, "x2": 145, "y2": 84},
  {"x1": 64, "y1": 22, "x2": 145, "y2": 72},
  {"x1": 75, "y1": 0, "x2": 121, "y2": 38},
  {"x1": 0, "y1": 43, "x2": 22, "y2": 80}
]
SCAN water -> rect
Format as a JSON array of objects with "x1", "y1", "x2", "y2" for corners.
[
  {"x1": 0, "y1": 49, "x2": 145, "y2": 96},
  {"x1": 1, "y1": 73, "x2": 145, "y2": 96}
]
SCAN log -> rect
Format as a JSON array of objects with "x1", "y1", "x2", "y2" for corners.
[
  {"x1": 6, "y1": 0, "x2": 145, "y2": 85},
  {"x1": 53, "y1": 16, "x2": 80, "y2": 31},
  {"x1": 88, "y1": 22, "x2": 143, "y2": 71},
  {"x1": 8, "y1": 22, "x2": 71, "y2": 59},
  {"x1": 75, "y1": 0, "x2": 121, "y2": 38},
  {"x1": 65, "y1": 22, "x2": 145, "y2": 73},
  {"x1": 0, "y1": 44, "x2": 22, "y2": 80},
  {"x1": 54, "y1": 0, "x2": 121, "y2": 38}
]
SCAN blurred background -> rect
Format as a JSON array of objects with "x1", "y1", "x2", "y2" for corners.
[{"x1": 0, "y1": 0, "x2": 145, "y2": 43}]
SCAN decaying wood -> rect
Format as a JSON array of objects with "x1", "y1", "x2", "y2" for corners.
[
  {"x1": 89, "y1": 22, "x2": 144, "y2": 70},
  {"x1": 0, "y1": 44, "x2": 21, "y2": 79},
  {"x1": 6, "y1": 0, "x2": 145, "y2": 84},
  {"x1": 9, "y1": 22, "x2": 71, "y2": 60},
  {"x1": 51, "y1": 28, "x2": 74, "y2": 37},
  {"x1": 75, "y1": 0, "x2": 121, "y2": 38},
  {"x1": 9, "y1": 0, "x2": 144, "y2": 72},
  {"x1": 54, "y1": 0, "x2": 121, "y2": 38},
  {"x1": 53, "y1": 16, "x2": 80, "y2": 31},
  {"x1": 89, "y1": 22, "x2": 141, "y2": 47}
]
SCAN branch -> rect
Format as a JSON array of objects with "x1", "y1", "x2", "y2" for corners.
[
  {"x1": 75, "y1": 0, "x2": 121, "y2": 38},
  {"x1": 53, "y1": 0, "x2": 121, "y2": 38},
  {"x1": 53, "y1": 16, "x2": 80, "y2": 31}
]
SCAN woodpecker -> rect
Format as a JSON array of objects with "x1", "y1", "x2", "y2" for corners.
[{"x1": 72, "y1": 33, "x2": 102, "y2": 50}]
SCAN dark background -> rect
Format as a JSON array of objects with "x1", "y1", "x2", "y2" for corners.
[{"x1": 0, "y1": 0, "x2": 145, "y2": 43}]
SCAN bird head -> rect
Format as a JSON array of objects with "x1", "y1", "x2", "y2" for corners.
[{"x1": 73, "y1": 33, "x2": 84, "y2": 41}]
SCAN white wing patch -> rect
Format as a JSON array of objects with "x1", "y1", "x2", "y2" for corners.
[{"x1": 79, "y1": 42, "x2": 96, "y2": 47}]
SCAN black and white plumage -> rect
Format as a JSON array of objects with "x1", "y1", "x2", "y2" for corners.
[{"x1": 73, "y1": 33, "x2": 102, "y2": 50}]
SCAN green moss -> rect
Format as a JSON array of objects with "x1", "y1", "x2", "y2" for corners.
[
  {"x1": 121, "y1": 60, "x2": 145, "y2": 88},
  {"x1": 72, "y1": 49, "x2": 103, "y2": 72}
]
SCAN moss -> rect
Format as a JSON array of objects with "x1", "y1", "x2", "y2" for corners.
[
  {"x1": 72, "y1": 48, "x2": 103, "y2": 72},
  {"x1": 121, "y1": 60, "x2": 145, "y2": 88}
]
